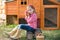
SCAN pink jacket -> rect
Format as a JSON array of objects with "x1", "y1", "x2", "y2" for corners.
[{"x1": 25, "y1": 12, "x2": 37, "y2": 29}]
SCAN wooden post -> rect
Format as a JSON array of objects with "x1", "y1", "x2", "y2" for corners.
[{"x1": 26, "y1": 31, "x2": 33, "y2": 40}]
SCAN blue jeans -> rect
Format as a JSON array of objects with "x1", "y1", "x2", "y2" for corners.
[{"x1": 18, "y1": 24, "x2": 36, "y2": 32}]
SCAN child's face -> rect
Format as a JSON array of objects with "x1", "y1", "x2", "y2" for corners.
[
  {"x1": 27, "y1": 6, "x2": 34, "y2": 14},
  {"x1": 27, "y1": 6, "x2": 31, "y2": 11}
]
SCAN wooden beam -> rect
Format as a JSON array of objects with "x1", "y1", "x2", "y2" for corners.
[
  {"x1": 45, "y1": 17, "x2": 57, "y2": 24},
  {"x1": 49, "y1": 0, "x2": 60, "y2": 5}
]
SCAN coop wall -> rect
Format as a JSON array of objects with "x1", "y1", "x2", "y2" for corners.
[{"x1": 5, "y1": 0, "x2": 60, "y2": 30}]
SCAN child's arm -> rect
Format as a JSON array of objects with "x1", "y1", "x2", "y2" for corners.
[{"x1": 27, "y1": 14, "x2": 37, "y2": 23}]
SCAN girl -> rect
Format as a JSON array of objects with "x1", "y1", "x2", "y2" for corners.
[{"x1": 5, "y1": 5, "x2": 37, "y2": 40}]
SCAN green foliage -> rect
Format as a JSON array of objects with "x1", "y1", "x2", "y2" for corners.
[
  {"x1": 6, "y1": 24, "x2": 17, "y2": 28},
  {"x1": 43, "y1": 30, "x2": 60, "y2": 40}
]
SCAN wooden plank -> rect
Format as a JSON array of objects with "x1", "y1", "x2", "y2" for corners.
[
  {"x1": 44, "y1": 5, "x2": 59, "y2": 8},
  {"x1": 5, "y1": 1, "x2": 18, "y2": 15},
  {"x1": 49, "y1": 0, "x2": 60, "y2": 5},
  {"x1": 45, "y1": 17, "x2": 57, "y2": 24}
]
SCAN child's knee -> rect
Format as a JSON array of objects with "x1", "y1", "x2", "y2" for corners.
[{"x1": 17, "y1": 25, "x2": 21, "y2": 30}]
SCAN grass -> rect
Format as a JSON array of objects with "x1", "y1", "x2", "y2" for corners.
[
  {"x1": 0, "y1": 24, "x2": 60, "y2": 40},
  {"x1": 43, "y1": 30, "x2": 60, "y2": 40}
]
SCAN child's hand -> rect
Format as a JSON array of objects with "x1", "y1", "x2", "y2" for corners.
[{"x1": 26, "y1": 11, "x2": 30, "y2": 17}]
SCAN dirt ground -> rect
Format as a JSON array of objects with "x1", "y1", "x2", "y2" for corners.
[
  {"x1": 0, "y1": 26, "x2": 26, "y2": 40},
  {"x1": 0, "y1": 27, "x2": 12, "y2": 40}
]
